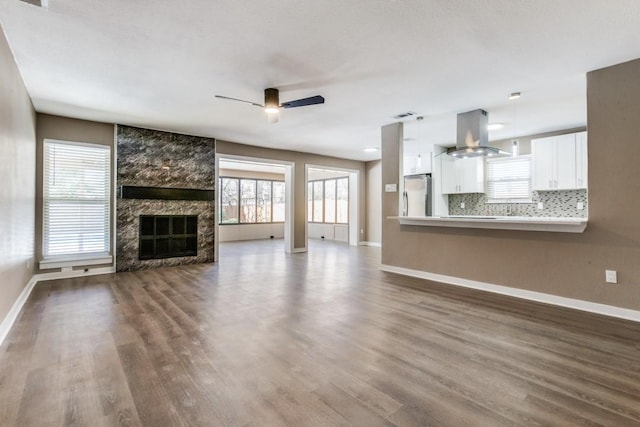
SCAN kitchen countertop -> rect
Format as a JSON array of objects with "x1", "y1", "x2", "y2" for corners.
[{"x1": 391, "y1": 215, "x2": 588, "y2": 233}]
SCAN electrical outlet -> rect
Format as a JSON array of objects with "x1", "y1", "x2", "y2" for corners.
[
  {"x1": 605, "y1": 270, "x2": 617, "y2": 284},
  {"x1": 537, "y1": 202, "x2": 544, "y2": 210},
  {"x1": 577, "y1": 202, "x2": 584, "y2": 210},
  {"x1": 61, "y1": 266, "x2": 72, "y2": 272},
  {"x1": 460, "y1": 202, "x2": 465, "y2": 209}
]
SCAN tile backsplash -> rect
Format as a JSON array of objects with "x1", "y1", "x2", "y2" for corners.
[{"x1": 448, "y1": 189, "x2": 588, "y2": 217}]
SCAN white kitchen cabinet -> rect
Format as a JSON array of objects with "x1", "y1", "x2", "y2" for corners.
[
  {"x1": 403, "y1": 152, "x2": 432, "y2": 175},
  {"x1": 532, "y1": 133, "x2": 581, "y2": 191},
  {"x1": 441, "y1": 156, "x2": 484, "y2": 194},
  {"x1": 403, "y1": 139, "x2": 433, "y2": 176},
  {"x1": 575, "y1": 131, "x2": 588, "y2": 189}
]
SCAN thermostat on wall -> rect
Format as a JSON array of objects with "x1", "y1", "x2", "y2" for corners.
[{"x1": 385, "y1": 183, "x2": 397, "y2": 193}]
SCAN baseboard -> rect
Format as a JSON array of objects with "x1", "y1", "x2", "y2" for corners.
[
  {"x1": 360, "y1": 241, "x2": 382, "y2": 247},
  {"x1": 0, "y1": 266, "x2": 116, "y2": 347},
  {"x1": 0, "y1": 275, "x2": 37, "y2": 347},
  {"x1": 289, "y1": 247, "x2": 307, "y2": 253},
  {"x1": 381, "y1": 264, "x2": 640, "y2": 323}
]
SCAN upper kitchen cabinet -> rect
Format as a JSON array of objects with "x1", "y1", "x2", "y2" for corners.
[
  {"x1": 403, "y1": 152, "x2": 432, "y2": 175},
  {"x1": 441, "y1": 156, "x2": 484, "y2": 194},
  {"x1": 532, "y1": 132, "x2": 587, "y2": 191},
  {"x1": 403, "y1": 138, "x2": 432, "y2": 176},
  {"x1": 575, "y1": 131, "x2": 588, "y2": 189}
]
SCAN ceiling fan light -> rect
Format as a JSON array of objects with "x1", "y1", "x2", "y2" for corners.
[
  {"x1": 266, "y1": 110, "x2": 279, "y2": 124},
  {"x1": 264, "y1": 87, "x2": 280, "y2": 113}
]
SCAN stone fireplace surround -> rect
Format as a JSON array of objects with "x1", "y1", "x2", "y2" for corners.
[{"x1": 116, "y1": 125, "x2": 215, "y2": 272}]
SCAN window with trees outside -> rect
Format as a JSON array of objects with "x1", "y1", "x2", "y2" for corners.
[
  {"x1": 307, "y1": 177, "x2": 348, "y2": 223},
  {"x1": 219, "y1": 177, "x2": 285, "y2": 224}
]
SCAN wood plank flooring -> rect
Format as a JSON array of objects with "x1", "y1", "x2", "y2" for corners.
[{"x1": 1, "y1": 239, "x2": 639, "y2": 426}]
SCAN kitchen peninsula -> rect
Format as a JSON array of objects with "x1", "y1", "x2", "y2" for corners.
[{"x1": 393, "y1": 215, "x2": 587, "y2": 233}]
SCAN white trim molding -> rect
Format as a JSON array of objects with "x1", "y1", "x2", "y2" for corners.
[
  {"x1": 381, "y1": 264, "x2": 640, "y2": 323},
  {"x1": 360, "y1": 241, "x2": 382, "y2": 247},
  {"x1": 0, "y1": 276, "x2": 38, "y2": 346},
  {"x1": 0, "y1": 266, "x2": 116, "y2": 347}
]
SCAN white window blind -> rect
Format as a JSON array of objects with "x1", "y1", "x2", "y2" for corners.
[
  {"x1": 486, "y1": 155, "x2": 531, "y2": 201},
  {"x1": 43, "y1": 140, "x2": 111, "y2": 258}
]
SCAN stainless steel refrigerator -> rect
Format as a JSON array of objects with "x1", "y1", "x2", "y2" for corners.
[{"x1": 403, "y1": 174, "x2": 432, "y2": 216}]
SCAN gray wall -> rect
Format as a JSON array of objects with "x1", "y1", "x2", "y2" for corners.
[
  {"x1": 365, "y1": 160, "x2": 382, "y2": 244},
  {"x1": 35, "y1": 114, "x2": 115, "y2": 273},
  {"x1": 216, "y1": 140, "x2": 367, "y2": 249},
  {"x1": 0, "y1": 26, "x2": 36, "y2": 324},
  {"x1": 381, "y1": 58, "x2": 640, "y2": 311}
]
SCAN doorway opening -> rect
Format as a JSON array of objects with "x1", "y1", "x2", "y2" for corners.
[
  {"x1": 306, "y1": 166, "x2": 359, "y2": 246},
  {"x1": 215, "y1": 156, "x2": 294, "y2": 261}
]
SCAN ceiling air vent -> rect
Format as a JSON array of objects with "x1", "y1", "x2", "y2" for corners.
[
  {"x1": 393, "y1": 111, "x2": 416, "y2": 120},
  {"x1": 19, "y1": 0, "x2": 48, "y2": 7}
]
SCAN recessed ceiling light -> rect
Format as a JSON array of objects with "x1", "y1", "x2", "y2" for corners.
[
  {"x1": 363, "y1": 147, "x2": 379, "y2": 153},
  {"x1": 509, "y1": 92, "x2": 521, "y2": 100},
  {"x1": 488, "y1": 123, "x2": 504, "y2": 130}
]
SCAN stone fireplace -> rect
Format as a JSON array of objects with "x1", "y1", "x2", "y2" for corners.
[{"x1": 116, "y1": 125, "x2": 215, "y2": 272}]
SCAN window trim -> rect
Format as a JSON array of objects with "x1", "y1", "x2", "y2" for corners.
[
  {"x1": 41, "y1": 139, "x2": 112, "y2": 265},
  {"x1": 218, "y1": 176, "x2": 285, "y2": 225}
]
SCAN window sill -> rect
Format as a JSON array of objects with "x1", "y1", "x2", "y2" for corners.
[{"x1": 39, "y1": 254, "x2": 113, "y2": 270}]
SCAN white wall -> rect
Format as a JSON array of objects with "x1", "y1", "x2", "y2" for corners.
[
  {"x1": 365, "y1": 160, "x2": 382, "y2": 244},
  {"x1": 0, "y1": 25, "x2": 36, "y2": 330},
  {"x1": 218, "y1": 223, "x2": 285, "y2": 242},
  {"x1": 308, "y1": 223, "x2": 349, "y2": 242}
]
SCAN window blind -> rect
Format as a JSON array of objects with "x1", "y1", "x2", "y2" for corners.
[
  {"x1": 43, "y1": 140, "x2": 111, "y2": 258},
  {"x1": 486, "y1": 155, "x2": 531, "y2": 200}
]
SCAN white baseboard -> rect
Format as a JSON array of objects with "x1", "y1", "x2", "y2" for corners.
[
  {"x1": 381, "y1": 264, "x2": 640, "y2": 323},
  {"x1": 0, "y1": 266, "x2": 116, "y2": 347},
  {"x1": 0, "y1": 276, "x2": 38, "y2": 347},
  {"x1": 360, "y1": 241, "x2": 382, "y2": 247}
]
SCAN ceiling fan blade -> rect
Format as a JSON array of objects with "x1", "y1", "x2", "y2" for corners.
[
  {"x1": 215, "y1": 95, "x2": 263, "y2": 107},
  {"x1": 280, "y1": 95, "x2": 325, "y2": 109}
]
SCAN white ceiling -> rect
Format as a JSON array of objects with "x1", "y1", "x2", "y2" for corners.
[{"x1": 2, "y1": 1, "x2": 640, "y2": 161}]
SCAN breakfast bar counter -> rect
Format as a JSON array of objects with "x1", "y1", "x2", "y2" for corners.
[{"x1": 392, "y1": 215, "x2": 588, "y2": 233}]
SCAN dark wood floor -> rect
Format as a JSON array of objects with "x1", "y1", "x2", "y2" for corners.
[{"x1": 1, "y1": 239, "x2": 639, "y2": 426}]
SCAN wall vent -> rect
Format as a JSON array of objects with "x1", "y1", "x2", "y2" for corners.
[
  {"x1": 19, "y1": 0, "x2": 48, "y2": 7},
  {"x1": 393, "y1": 111, "x2": 417, "y2": 120}
]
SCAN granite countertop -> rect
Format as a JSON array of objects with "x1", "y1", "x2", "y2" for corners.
[{"x1": 391, "y1": 215, "x2": 588, "y2": 233}]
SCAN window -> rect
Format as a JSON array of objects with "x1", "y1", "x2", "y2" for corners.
[
  {"x1": 256, "y1": 180, "x2": 272, "y2": 223},
  {"x1": 272, "y1": 181, "x2": 285, "y2": 222},
  {"x1": 308, "y1": 177, "x2": 349, "y2": 223},
  {"x1": 220, "y1": 178, "x2": 239, "y2": 224},
  {"x1": 43, "y1": 140, "x2": 111, "y2": 259},
  {"x1": 336, "y1": 178, "x2": 349, "y2": 223},
  {"x1": 240, "y1": 179, "x2": 256, "y2": 223},
  {"x1": 313, "y1": 181, "x2": 324, "y2": 222},
  {"x1": 218, "y1": 177, "x2": 285, "y2": 224},
  {"x1": 486, "y1": 155, "x2": 532, "y2": 202}
]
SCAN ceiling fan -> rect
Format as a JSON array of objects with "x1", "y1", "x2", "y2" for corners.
[{"x1": 215, "y1": 88, "x2": 324, "y2": 123}]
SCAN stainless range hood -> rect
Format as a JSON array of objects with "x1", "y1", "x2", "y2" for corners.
[{"x1": 447, "y1": 109, "x2": 509, "y2": 158}]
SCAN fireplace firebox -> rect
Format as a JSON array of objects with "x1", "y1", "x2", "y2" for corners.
[{"x1": 139, "y1": 215, "x2": 198, "y2": 260}]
